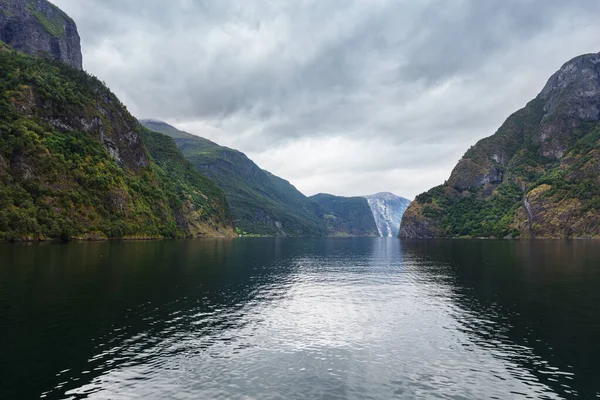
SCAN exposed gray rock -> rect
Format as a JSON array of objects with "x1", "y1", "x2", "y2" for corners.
[
  {"x1": 16, "y1": 82, "x2": 151, "y2": 171},
  {"x1": 536, "y1": 53, "x2": 600, "y2": 160},
  {"x1": 540, "y1": 53, "x2": 600, "y2": 121},
  {"x1": 0, "y1": 0, "x2": 82, "y2": 69},
  {"x1": 44, "y1": 107, "x2": 150, "y2": 170},
  {"x1": 363, "y1": 192, "x2": 411, "y2": 237},
  {"x1": 400, "y1": 52, "x2": 600, "y2": 239}
]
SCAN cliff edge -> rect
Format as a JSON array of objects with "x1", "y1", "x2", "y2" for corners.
[{"x1": 0, "y1": 0, "x2": 82, "y2": 69}]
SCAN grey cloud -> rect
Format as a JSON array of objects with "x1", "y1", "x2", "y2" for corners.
[{"x1": 51, "y1": 0, "x2": 600, "y2": 197}]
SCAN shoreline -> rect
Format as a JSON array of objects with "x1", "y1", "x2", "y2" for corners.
[{"x1": 1, "y1": 235, "x2": 599, "y2": 244}]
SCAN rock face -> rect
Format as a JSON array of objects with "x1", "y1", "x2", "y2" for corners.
[
  {"x1": 140, "y1": 120, "x2": 327, "y2": 236},
  {"x1": 363, "y1": 192, "x2": 411, "y2": 237},
  {"x1": 310, "y1": 193, "x2": 379, "y2": 237},
  {"x1": 400, "y1": 53, "x2": 600, "y2": 239},
  {"x1": 0, "y1": 0, "x2": 82, "y2": 69}
]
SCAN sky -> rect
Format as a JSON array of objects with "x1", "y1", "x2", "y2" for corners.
[{"x1": 53, "y1": 0, "x2": 600, "y2": 199}]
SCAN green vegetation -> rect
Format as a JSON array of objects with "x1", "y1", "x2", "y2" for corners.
[
  {"x1": 0, "y1": 48, "x2": 233, "y2": 241},
  {"x1": 404, "y1": 86, "x2": 600, "y2": 238},
  {"x1": 234, "y1": 227, "x2": 265, "y2": 237},
  {"x1": 534, "y1": 128, "x2": 600, "y2": 213},
  {"x1": 23, "y1": 1, "x2": 66, "y2": 38},
  {"x1": 30, "y1": 9, "x2": 65, "y2": 37},
  {"x1": 310, "y1": 193, "x2": 378, "y2": 237},
  {"x1": 418, "y1": 184, "x2": 523, "y2": 238},
  {"x1": 141, "y1": 128, "x2": 234, "y2": 235},
  {"x1": 141, "y1": 120, "x2": 327, "y2": 236}
]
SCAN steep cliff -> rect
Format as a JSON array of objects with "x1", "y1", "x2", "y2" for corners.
[
  {"x1": 0, "y1": 0, "x2": 82, "y2": 69},
  {"x1": 310, "y1": 193, "x2": 379, "y2": 237},
  {"x1": 140, "y1": 120, "x2": 327, "y2": 236},
  {"x1": 0, "y1": 48, "x2": 234, "y2": 241},
  {"x1": 363, "y1": 193, "x2": 411, "y2": 237},
  {"x1": 400, "y1": 53, "x2": 600, "y2": 239}
]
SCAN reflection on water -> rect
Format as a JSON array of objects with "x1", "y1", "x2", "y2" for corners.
[
  {"x1": 0, "y1": 238, "x2": 599, "y2": 399},
  {"x1": 403, "y1": 240, "x2": 600, "y2": 399}
]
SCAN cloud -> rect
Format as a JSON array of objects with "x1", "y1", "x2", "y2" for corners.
[{"x1": 53, "y1": 0, "x2": 600, "y2": 198}]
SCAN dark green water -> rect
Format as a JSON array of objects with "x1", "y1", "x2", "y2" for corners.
[{"x1": 0, "y1": 238, "x2": 599, "y2": 399}]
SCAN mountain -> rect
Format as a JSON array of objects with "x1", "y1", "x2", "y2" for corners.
[
  {"x1": 140, "y1": 128, "x2": 235, "y2": 237},
  {"x1": 0, "y1": 0, "x2": 82, "y2": 70},
  {"x1": 310, "y1": 193, "x2": 378, "y2": 237},
  {"x1": 363, "y1": 193, "x2": 411, "y2": 237},
  {"x1": 0, "y1": 28, "x2": 234, "y2": 240},
  {"x1": 400, "y1": 53, "x2": 600, "y2": 239},
  {"x1": 140, "y1": 120, "x2": 327, "y2": 236}
]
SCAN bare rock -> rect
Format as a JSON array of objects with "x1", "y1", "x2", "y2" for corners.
[{"x1": 0, "y1": 0, "x2": 82, "y2": 69}]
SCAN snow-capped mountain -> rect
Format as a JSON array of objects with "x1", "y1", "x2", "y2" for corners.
[{"x1": 363, "y1": 193, "x2": 411, "y2": 237}]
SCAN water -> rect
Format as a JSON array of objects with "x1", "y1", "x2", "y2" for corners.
[{"x1": 0, "y1": 238, "x2": 599, "y2": 399}]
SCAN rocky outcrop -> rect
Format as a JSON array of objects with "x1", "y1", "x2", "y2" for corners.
[
  {"x1": 400, "y1": 52, "x2": 600, "y2": 239},
  {"x1": 398, "y1": 202, "x2": 442, "y2": 239},
  {"x1": 0, "y1": 0, "x2": 82, "y2": 69},
  {"x1": 363, "y1": 192, "x2": 411, "y2": 237},
  {"x1": 10, "y1": 61, "x2": 150, "y2": 171}
]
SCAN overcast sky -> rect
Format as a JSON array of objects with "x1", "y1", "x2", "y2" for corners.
[{"x1": 53, "y1": 0, "x2": 600, "y2": 199}]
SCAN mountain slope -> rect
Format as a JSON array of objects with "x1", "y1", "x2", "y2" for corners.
[
  {"x1": 0, "y1": 45, "x2": 234, "y2": 240},
  {"x1": 310, "y1": 193, "x2": 378, "y2": 237},
  {"x1": 140, "y1": 128, "x2": 235, "y2": 237},
  {"x1": 0, "y1": 0, "x2": 82, "y2": 69},
  {"x1": 400, "y1": 53, "x2": 600, "y2": 239},
  {"x1": 363, "y1": 192, "x2": 411, "y2": 237},
  {"x1": 140, "y1": 120, "x2": 327, "y2": 236}
]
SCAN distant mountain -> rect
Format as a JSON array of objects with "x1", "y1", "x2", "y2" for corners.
[
  {"x1": 140, "y1": 120, "x2": 327, "y2": 236},
  {"x1": 0, "y1": 0, "x2": 82, "y2": 70},
  {"x1": 401, "y1": 53, "x2": 600, "y2": 239},
  {"x1": 310, "y1": 193, "x2": 379, "y2": 237},
  {"x1": 363, "y1": 193, "x2": 411, "y2": 237}
]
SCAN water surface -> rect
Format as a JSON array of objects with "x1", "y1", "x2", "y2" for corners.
[{"x1": 0, "y1": 238, "x2": 599, "y2": 399}]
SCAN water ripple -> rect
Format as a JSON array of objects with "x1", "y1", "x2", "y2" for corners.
[{"x1": 1, "y1": 239, "x2": 599, "y2": 399}]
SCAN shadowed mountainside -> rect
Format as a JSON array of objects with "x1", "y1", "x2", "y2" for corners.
[
  {"x1": 140, "y1": 120, "x2": 327, "y2": 236},
  {"x1": 310, "y1": 193, "x2": 379, "y2": 237}
]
